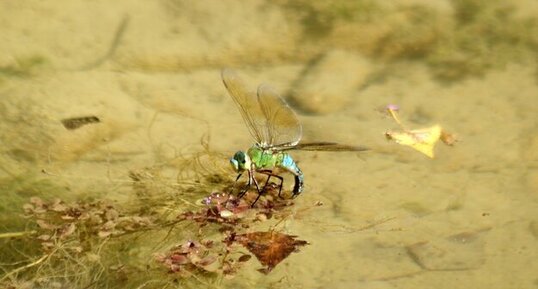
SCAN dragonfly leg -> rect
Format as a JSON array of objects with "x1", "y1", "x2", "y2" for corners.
[
  {"x1": 237, "y1": 170, "x2": 251, "y2": 199},
  {"x1": 258, "y1": 170, "x2": 284, "y2": 198},
  {"x1": 235, "y1": 172, "x2": 243, "y2": 182},
  {"x1": 250, "y1": 170, "x2": 265, "y2": 207},
  {"x1": 252, "y1": 171, "x2": 262, "y2": 193},
  {"x1": 252, "y1": 191, "x2": 263, "y2": 207},
  {"x1": 258, "y1": 170, "x2": 273, "y2": 191},
  {"x1": 232, "y1": 172, "x2": 243, "y2": 193}
]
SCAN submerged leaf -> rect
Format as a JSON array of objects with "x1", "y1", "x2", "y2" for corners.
[
  {"x1": 233, "y1": 231, "x2": 308, "y2": 273},
  {"x1": 238, "y1": 254, "x2": 252, "y2": 262},
  {"x1": 36, "y1": 219, "x2": 57, "y2": 230},
  {"x1": 60, "y1": 223, "x2": 76, "y2": 238},
  {"x1": 156, "y1": 239, "x2": 221, "y2": 276},
  {"x1": 98, "y1": 230, "x2": 113, "y2": 238}
]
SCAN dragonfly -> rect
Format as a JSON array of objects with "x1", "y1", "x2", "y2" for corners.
[{"x1": 221, "y1": 68, "x2": 367, "y2": 205}]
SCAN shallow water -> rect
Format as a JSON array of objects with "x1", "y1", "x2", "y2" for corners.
[{"x1": 1, "y1": 1, "x2": 538, "y2": 288}]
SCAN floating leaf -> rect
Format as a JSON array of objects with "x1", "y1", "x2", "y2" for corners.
[
  {"x1": 384, "y1": 105, "x2": 457, "y2": 158},
  {"x1": 385, "y1": 125, "x2": 442, "y2": 158},
  {"x1": 233, "y1": 231, "x2": 308, "y2": 274}
]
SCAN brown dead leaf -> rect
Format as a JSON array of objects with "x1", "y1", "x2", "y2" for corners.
[
  {"x1": 105, "y1": 208, "x2": 119, "y2": 221},
  {"x1": 50, "y1": 199, "x2": 67, "y2": 212},
  {"x1": 30, "y1": 197, "x2": 43, "y2": 207},
  {"x1": 234, "y1": 231, "x2": 308, "y2": 274},
  {"x1": 37, "y1": 234, "x2": 51, "y2": 241},
  {"x1": 36, "y1": 219, "x2": 57, "y2": 230},
  {"x1": 60, "y1": 223, "x2": 76, "y2": 238},
  {"x1": 98, "y1": 230, "x2": 113, "y2": 238}
]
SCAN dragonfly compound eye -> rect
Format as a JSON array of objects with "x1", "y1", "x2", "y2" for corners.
[
  {"x1": 229, "y1": 158, "x2": 239, "y2": 171},
  {"x1": 233, "y1": 151, "x2": 245, "y2": 163}
]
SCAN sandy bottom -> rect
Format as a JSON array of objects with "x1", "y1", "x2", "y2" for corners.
[{"x1": 1, "y1": 1, "x2": 537, "y2": 288}]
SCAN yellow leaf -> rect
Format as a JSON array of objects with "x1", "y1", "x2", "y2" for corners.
[{"x1": 385, "y1": 125, "x2": 442, "y2": 158}]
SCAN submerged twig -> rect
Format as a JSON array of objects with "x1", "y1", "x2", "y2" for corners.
[
  {"x1": 0, "y1": 231, "x2": 35, "y2": 239},
  {"x1": 78, "y1": 15, "x2": 130, "y2": 70},
  {"x1": 0, "y1": 252, "x2": 52, "y2": 282}
]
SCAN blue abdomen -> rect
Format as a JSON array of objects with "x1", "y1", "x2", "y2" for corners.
[
  {"x1": 280, "y1": 154, "x2": 299, "y2": 172},
  {"x1": 278, "y1": 153, "x2": 304, "y2": 195}
]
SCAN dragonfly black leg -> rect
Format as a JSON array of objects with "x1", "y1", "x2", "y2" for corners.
[
  {"x1": 233, "y1": 172, "x2": 243, "y2": 194},
  {"x1": 237, "y1": 171, "x2": 250, "y2": 199},
  {"x1": 250, "y1": 171, "x2": 265, "y2": 207},
  {"x1": 260, "y1": 171, "x2": 272, "y2": 191},
  {"x1": 234, "y1": 172, "x2": 243, "y2": 183},
  {"x1": 252, "y1": 191, "x2": 263, "y2": 207},
  {"x1": 258, "y1": 170, "x2": 284, "y2": 198},
  {"x1": 257, "y1": 169, "x2": 273, "y2": 190}
]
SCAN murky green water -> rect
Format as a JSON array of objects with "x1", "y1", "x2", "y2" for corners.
[{"x1": 1, "y1": 1, "x2": 537, "y2": 288}]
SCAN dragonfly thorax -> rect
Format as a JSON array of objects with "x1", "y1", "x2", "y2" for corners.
[{"x1": 230, "y1": 151, "x2": 251, "y2": 172}]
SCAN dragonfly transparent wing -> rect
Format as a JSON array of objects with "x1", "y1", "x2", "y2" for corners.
[
  {"x1": 257, "y1": 83, "x2": 302, "y2": 148},
  {"x1": 221, "y1": 68, "x2": 268, "y2": 146},
  {"x1": 285, "y1": 141, "x2": 368, "y2": 152}
]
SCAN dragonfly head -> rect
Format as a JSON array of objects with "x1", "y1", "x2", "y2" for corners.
[{"x1": 230, "y1": 151, "x2": 251, "y2": 172}]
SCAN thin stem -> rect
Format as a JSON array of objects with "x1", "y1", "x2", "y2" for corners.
[
  {"x1": 0, "y1": 252, "x2": 52, "y2": 282},
  {"x1": 0, "y1": 231, "x2": 35, "y2": 239}
]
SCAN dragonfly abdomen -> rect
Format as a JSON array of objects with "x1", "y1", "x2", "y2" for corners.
[{"x1": 277, "y1": 153, "x2": 304, "y2": 196}]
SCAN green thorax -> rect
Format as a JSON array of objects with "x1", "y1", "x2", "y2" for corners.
[{"x1": 247, "y1": 146, "x2": 286, "y2": 169}]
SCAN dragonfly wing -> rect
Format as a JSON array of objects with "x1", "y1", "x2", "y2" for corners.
[
  {"x1": 257, "y1": 83, "x2": 302, "y2": 147},
  {"x1": 221, "y1": 68, "x2": 267, "y2": 146},
  {"x1": 279, "y1": 141, "x2": 369, "y2": 152}
]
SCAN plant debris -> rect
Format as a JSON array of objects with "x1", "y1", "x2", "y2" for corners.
[
  {"x1": 23, "y1": 197, "x2": 154, "y2": 252},
  {"x1": 225, "y1": 231, "x2": 308, "y2": 274},
  {"x1": 3, "y1": 160, "x2": 316, "y2": 287},
  {"x1": 179, "y1": 182, "x2": 295, "y2": 227},
  {"x1": 156, "y1": 181, "x2": 310, "y2": 276},
  {"x1": 155, "y1": 240, "x2": 219, "y2": 277},
  {"x1": 60, "y1": 115, "x2": 100, "y2": 130}
]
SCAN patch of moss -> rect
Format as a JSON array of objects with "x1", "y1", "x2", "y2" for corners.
[
  {"x1": 277, "y1": 0, "x2": 383, "y2": 39},
  {"x1": 278, "y1": 0, "x2": 538, "y2": 81},
  {"x1": 427, "y1": 0, "x2": 538, "y2": 80},
  {"x1": 401, "y1": 201, "x2": 432, "y2": 217},
  {"x1": 375, "y1": 5, "x2": 447, "y2": 59},
  {"x1": 0, "y1": 173, "x2": 69, "y2": 232}
]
